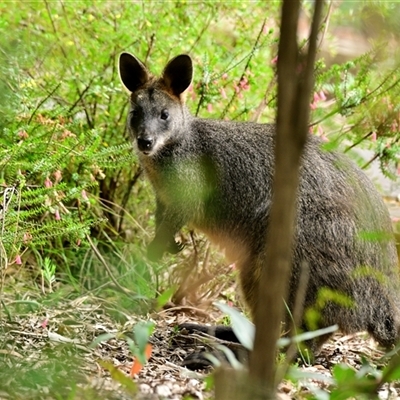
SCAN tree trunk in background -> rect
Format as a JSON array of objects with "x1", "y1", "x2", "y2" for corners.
[{"x1": 249, "y1": 0, "x2": 324, "y2": 398}]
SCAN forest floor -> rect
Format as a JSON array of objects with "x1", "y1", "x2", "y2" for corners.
[
  {"x1": 1, "y1": 175, "x2": 400, "y2": 399},
  {"x1": 1, "y1": 291, "x2": 400, "y2": 400}
]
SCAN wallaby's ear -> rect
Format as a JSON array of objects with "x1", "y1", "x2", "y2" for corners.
[
  {"x1": 162, "y1": 54, "x2": 193, "y2": 99},
  {"x1": 118, "y1": 52, "x2": 149, "y2": 94}
]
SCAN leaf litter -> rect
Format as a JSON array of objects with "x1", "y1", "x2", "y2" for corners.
[{"x1": 1, "y1": 290, "x2": 400, "y2": 399}]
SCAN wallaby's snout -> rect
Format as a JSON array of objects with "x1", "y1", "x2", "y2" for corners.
[
  {"x1": 134, "y1": 118, "x2": 169, "y2": 156},
  {"x1": 137, "y1": 136, "x2": 154, "y2": 154}
]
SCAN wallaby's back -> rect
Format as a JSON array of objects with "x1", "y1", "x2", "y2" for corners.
[{"x1": 118, "y1": 52, "x2": 400, "y2": 351}]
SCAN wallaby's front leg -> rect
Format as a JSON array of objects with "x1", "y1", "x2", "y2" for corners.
[{"x1": 147, "y1": 200, "x2": 185, "y2": 261}]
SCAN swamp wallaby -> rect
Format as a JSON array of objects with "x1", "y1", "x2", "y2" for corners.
[{"x1": 118, "y1": 52, "x2": 400, "y2": 352}]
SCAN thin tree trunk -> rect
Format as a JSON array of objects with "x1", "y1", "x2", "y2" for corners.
[{"x1": 249, "y1": 0, "x2": 324, "y2": 398}]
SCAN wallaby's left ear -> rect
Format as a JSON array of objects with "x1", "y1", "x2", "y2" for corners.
[
  {"x1": 162, "y1": 54, "x2": 193, "y2": 99},
  {"x1": 118, "y1": 52, "x2": 149, "y2": 94}
]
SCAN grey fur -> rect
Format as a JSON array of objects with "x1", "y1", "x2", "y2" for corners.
[{"x1": 119, "y1": 52, "x2": 400, "y2": 351}]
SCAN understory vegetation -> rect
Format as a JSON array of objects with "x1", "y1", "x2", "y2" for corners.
[{"x1": 1, "y1": 1, "x2": 400, "y2": 399}]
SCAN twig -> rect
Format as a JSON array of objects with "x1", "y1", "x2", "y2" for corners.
[
  {"x1": 251, "y1": 77, "x2": 277, "y2": 123},
  {"x1": 188, "y1": 11, "x2": 215, "y2": 54},
  {"x1": 118, "y1": 167, "x2": 142, "y2": 233},
  {"x1": 220, "y1": 18, "x2": 267, "y2": 119},
  {"x1": 144, "y1": 34, "x2": 156, "y2": 65},
  {"x1": 44, "y1": 0, "x2": 68, "y2": 59},
  {"x1": 67, "y1": 76, "x2": 96, "y2": 114},
  {"x1": 28, "y1": 83, "x2": 61, "y2": 125},
  {"x1": 85, "y1": 234, "x2": 135, "y2": 296},
  {"x1": 317, "y1": 0, "x2": 334, "y2": 48},
  {"x1": 344, "y1": 131, "x2": 373, "y2": 153},
  {"x1": 276, "y1": 261, "x2": 310, "y2": 383}
]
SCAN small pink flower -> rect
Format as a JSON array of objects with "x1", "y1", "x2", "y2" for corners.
[
  {"x1": 54, "y1": 210, "x2": 61, "y2": 220},
  {"x1": 15, "y1": 255, "x2": 22, "y2": 265},
  {"x1": 53, "y1": 170, "x2": 62, "y2": 183},
  {"x1": 60, "y1": 129, "x2": 76, "y2": 140},
  {"x1": 271, "y1": 56, "x2": 278, "y2": 65},
  {"x1": 222, "y1": 73, "x2": 228, "y2": 80},
  {"x1": 41, "y1": 319, "x2": 49, "y2": 328},
  {"x1": 371, "y1": 132, "x2": 377, "y2": 141},
  {"x1": 227, "y1": 301, "x2": 233, "y2": 307},
  {"x1": 391, "y1": 216, "x2": 400, "y2": 222},
  {"x1": 317, "y1": 125, "x2": 328, "y2": 141},
  {"x1": 310, "y1": 91, "x2": 326, "y2": 111},
  {"x1": 44, "y1": 177, "x2": 53, "y2": 188},
  {"x1": 207, "y1": 103, "x2": 213, "y2": 113},
  {"x1": 239, "y1": 77, "x2": 250, "y2": 91},
  {"x1": 220, "y1": 87, "x2": 227, "y2": 99},
  {"x1": 313, "y1": 92, "x2": 321, "y2": 103},
  {"x1": 18, "y1": 130, "x2": 29, "y2": 139},
  {"x1": 81, "y1": 190, "x2": 89, "y2": 201}
]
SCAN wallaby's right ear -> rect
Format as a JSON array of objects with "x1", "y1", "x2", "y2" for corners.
[{"x1": 118, "y1": 52, "x2": 149, "y2": 94}]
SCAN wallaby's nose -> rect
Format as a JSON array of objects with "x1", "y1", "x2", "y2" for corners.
[{"x1": 137, "y1": 137, "x2": 154, "y2": 152}]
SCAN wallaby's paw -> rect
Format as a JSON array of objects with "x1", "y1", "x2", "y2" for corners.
[
  {"x1": 179, "y1": 323, "x2": 240, "y2": 342},
  {"x1": 178, "y1": 323, "x2": 249, "y2": 369},
  {"x1": 181, "y1": 351, "x2": 214, "y2": 370},
  {"x1": 168, "y1": 240, "x2": 185, "y2": 255}
]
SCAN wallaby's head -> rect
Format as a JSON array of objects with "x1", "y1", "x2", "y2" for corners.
[{"x1": 118, "y1": 53, "x2": 193, "y2": 157}]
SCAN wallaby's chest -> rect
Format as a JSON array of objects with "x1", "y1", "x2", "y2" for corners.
[{"x1": 141, "y1": 154, "x2": 218, "y2": 209}]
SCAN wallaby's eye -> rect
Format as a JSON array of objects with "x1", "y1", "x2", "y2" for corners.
[
  {"x1": 160, "y1": 109, "x2": 169, "y2": 121},
  {"x1": 130, "y1": 109, "x2": 139, "y2": 118}
]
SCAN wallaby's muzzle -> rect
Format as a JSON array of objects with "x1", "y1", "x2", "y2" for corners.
[{"x1": 137, "y1": 137, "x2": 154, "y2": 153}]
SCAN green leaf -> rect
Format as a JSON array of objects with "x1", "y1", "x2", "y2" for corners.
[
  {"x1": 133, "y1": 321, "x2": 155, "y2": 364},
  {"x1": 277, "y1": 325, "x2": 338, "y2": 347},
  {"x1": 214, "y1": 302, "x2": 254, "y2": 351},
  {"x1": 204, "y1": 374, "x2": 215, "y2": 391},
  {"x1": 156, "y1": 287, "x2": 175, "y2": 309},
  {"x1": 286, "y1": 366, "x2": 334, "y2": 384},
  {"x1": 98, "y1": 360, "x2": 137, "y2": 395},
  {"x1": 215, "y1": 345, "x2": 244, "y2": 370},
  {"x1": 332, "y1": 363, "x2": 356, "y2": 384},
  {"x1": 381, "y1": 354, "x2": 400, "y2": 382},
  {"x1": 89, "y1": 333, "x2": 116, "y2": 348}
]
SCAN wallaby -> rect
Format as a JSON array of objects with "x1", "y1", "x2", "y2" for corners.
[{"x1": 118, "y1": 52, "x2": 400, "y2": 354}]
